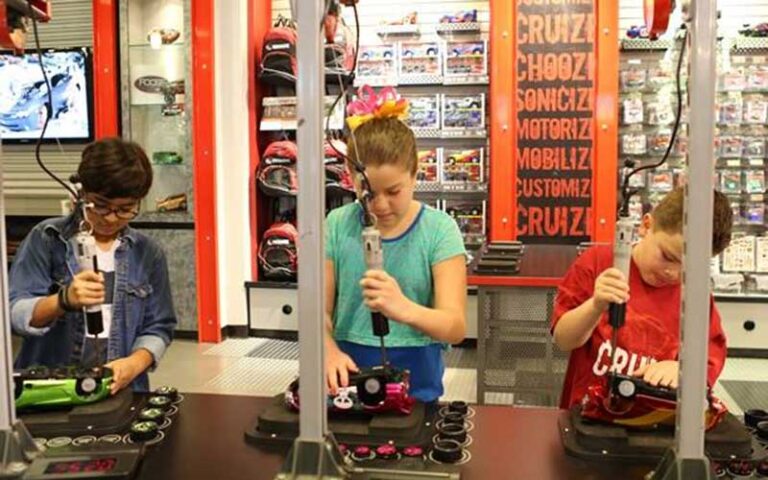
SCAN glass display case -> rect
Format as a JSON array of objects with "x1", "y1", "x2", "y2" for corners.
[
  {"x1": 119, "y1": 0, "x2": 192, "y2": 220},
  {"x1": 118, "y1": 0, "x2": 198, "y2": 332}
]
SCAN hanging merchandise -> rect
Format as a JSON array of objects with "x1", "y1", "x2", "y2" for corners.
[
  {"x1": 719, "y1": 93, "x2": 744, "y2": 126},
  {"x1": 745, "y1": 170, "x2": 766, "y2": 194},
  {"x1": 743, "y1": 137, "x2": 766, "y2": 158},
  {"x1": 445, "y1": 200, "x2": 485, "y2": 241},
  {"x1": 357, "y1": 45, "x2": 397, "y2": 83},
  {"x1": 720, "y1": 170, "x2": 743, "y2": 194},
  {"x1": 399, "y1": 42, "x2": 441, "y2": 76},
  {"x1": 718, "y1": 135, "x2": 743, "y2": 158},
  {"x1": 441, "y1": 94, "x2": 485, "y2": 130},
  {"x1": 723, "y1": 235, "x2": 757, "y2": 272},
  {"x1": 257, "y1": 141, "x2": 298, "y2": 197},
  {"x1": 648, "y1": 129, "x2": 673, "y2": 155},
  {"x1": 258, "y1": 222, "x2": 299, "y2": 281},
  {"x1": 622, "y1": 132, "x2": 647, "y2": 155},
  {"x1": 403, "y1": 95, "x2": 440, "y2": 130},
  {"x1": 442, "y1": 148, "x2": 484, "y2": 185},
  {"x1": 620, "y1": 67, "x2": 646, "y2": 91},
  {"x1": 259, "y1": 16, "x2": 298, "y2": 85},
  {"x1": 622, "y1": 95, "x2": 644, "y2": 125},
  {"x1": 746, "y1": 64, "x2": 768, "y2": 90},
  {"x1": 324, "y1": 140, "x2": 355, "y2": 195},
  {"x1": 416, "y1": 148, "x2": 440, "y2": 184},
  {"x1": 646, "y1": 96, "x2": 675, "y2": 126},
  {"x1": 757, "y1": 236, "x2": 768, "y2": 272},
  {"x1": 743, "y1": 95, "x2": 768, "y2": 124},
  {"x1": 721, "y1": 68, "x2": 746, "y2": 92}
]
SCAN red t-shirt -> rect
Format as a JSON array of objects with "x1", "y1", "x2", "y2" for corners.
[{"x1": 552, "y1": 245, "x2": 727, "y2": 409}]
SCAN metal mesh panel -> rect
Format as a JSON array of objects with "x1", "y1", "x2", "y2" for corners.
[{"x1": 477, "y1": 287, "x2": 568, "y2": 407}]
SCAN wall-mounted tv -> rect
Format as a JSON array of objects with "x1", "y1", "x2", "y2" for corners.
[{"x1": 0, "y1": 47, "x2": 94, "y2": 144}]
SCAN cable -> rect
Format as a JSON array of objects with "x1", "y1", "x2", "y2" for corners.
[
  {"x1": 619, "y1": 27, "x2": 688, "y2": 214},
  {"x1": 323, "y1": 1, "x2": 377, "y2": 226},
  {"x1": 25, "y1": 0, "x2": 78, "y2": 199}
]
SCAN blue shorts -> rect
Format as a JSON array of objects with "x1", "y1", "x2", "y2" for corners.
[{"x1": 337, "y1": 341, "x2": 444, "y2": 403}]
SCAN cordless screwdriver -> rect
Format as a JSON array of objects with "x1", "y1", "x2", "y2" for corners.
[
  {"x1": 75, "y1": 231, "x2": 104, "y2": 338},
  {"x1": 362, "y1": 225, "x2": 390, "y2": 366}
]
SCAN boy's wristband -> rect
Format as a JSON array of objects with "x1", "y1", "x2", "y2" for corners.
[{"x1": 58, "y1": 284, "x2": 78, "y2": 312}]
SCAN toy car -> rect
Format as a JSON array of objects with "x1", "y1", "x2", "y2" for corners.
[
  {"x1": 401, "y1": 45, "x2": 439, "y2": 58},
  {"x1": 14, "y1": 366, "x2": 113, "y2": 410},
  {"x1": 156, "y1": 193, "x2": 188, "y2": 212},
  {"x1": 440, "y1": 9, "x2": 477, "y2": 24},
  {"x1": 285, "y1": 365, "x2": 416, "y2": 415}
]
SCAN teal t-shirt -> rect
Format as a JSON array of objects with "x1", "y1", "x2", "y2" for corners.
[{"x1": 325, "y1": 202, "x2": 466, "y2": 347}]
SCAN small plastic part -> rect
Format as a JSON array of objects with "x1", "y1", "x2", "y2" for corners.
[
  {"x1": 375, "y1": 444, "x2": 398, "y2": 460},
  {"x1": 403, "y1": 446, "x2": 424, "y2": 458},
  {"x1": 129, "y1": 421, "x2": 160, "y2": 442},
  {"x1": 744, "y1": 409, "x2": 768, "y2": 428},
  {"x1": 431, "y1": 439, "x2": 463, "y2": 464},
  {"x1": 147, "y1": 395, "x2": 172, "y2": 412},
  {"x1": 153, "y1": 386, "x2": 179, "y2": 402},
  {"x1": 437, "y1": 422, "x2": 467, "y2": 444},
  {"x1": 448, "y1": 400, "x2": 468, "y2": 415}
]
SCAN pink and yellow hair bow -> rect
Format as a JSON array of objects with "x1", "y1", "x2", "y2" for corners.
[{"x1": 346, "y1": 85, "x2": 409, "y2": 131}]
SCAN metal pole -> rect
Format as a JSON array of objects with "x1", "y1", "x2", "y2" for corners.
[
  {"x1": 0, "y1": 139, "x2": 16, "y2": 429},
  {"x1": 676, "y1": 0, "x2": 718, "y2": 460},
  {"x1": 295, "y1": 0, "x2": 328, "y2": 442}
]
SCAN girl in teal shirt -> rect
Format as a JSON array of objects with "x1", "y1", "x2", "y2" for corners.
[{"x1": 324, "y1": 112, "x2": 467, "y2": 403}]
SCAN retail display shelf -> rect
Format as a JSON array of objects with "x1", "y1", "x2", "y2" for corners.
[
  {"x1": 435, "y1": 22, "x2": 482, "y2": 34},
  {"x1": 621, "y1": 38, "x2": 672, "y2": 51},
  {"x1": 376, "y1": 24, "x2": 420, "y2": 36},
  {"x1": 734, "y1": 37, "x2": 768, "y2": 52}
]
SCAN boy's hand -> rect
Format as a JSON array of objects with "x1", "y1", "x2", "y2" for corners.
[
  {"x1": 360, "y1": 270, "x2": 413, "y2": 321},
  {"x1": 325, "y1": 348, "x2": 358, "y2": 395},
  {"x1": 67, "y1": 271, "x2": 105, "y2": 308},
  {"x1": 632, "y1": 360, "x2": 679, "y2": 389},
  {"x1": 105, "y1": 349, "x2": 154, "y2": 395},
  {"x1": 592, "y1": 268, "x2": 630, "y2": 313}
]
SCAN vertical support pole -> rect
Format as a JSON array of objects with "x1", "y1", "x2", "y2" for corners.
[
  {"x1": 0, "y1": 144, "x2": 14, "y2": 430},
  {"x1": 295, "y1": 0, "x2": 327, "y2": 443},
  {"x1": 677, "y1": 0, "x2": 718, "y2": 461}
]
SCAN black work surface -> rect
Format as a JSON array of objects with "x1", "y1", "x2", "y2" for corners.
[{"x1": 138, "y1": 394, "x2": 654, "y2": 479}]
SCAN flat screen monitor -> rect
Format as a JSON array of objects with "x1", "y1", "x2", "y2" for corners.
[{"x1": 0, "y1": 47, "x2": 94, "y2": 144}]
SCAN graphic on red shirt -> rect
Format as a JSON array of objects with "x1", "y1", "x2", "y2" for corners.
[{"x1": 552, "y1": 246, "x2": 727, "y2": 409}]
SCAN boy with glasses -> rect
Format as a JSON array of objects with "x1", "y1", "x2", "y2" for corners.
[{"x1": 10, "y1": 137, "x2": 177, "y2": 394}]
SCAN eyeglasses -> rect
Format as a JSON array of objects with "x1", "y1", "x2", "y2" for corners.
[{"x1": 87, "y1": 199, "x2": 141, "y2": 220}]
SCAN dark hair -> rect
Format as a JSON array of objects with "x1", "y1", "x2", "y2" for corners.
[
  {"x1": 346, "y1": 117, "x2": 418, "y2": 176},
  {"x1": 652, "y1": 186, "x2": 733, "y2": 255},
  {"x1": 74, "y1": 137, "x2": 153, "y2": 199}
]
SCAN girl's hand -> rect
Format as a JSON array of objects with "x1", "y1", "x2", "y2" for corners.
[{"x1": 360, "y1": 270, "x2": 414, "y2": 323}]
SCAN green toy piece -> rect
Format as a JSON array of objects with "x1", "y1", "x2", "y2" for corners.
[{"x1": 14, "y1": 366, "x2": 113, "y2": 410}]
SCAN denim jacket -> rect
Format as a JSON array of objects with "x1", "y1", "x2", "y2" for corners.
[{"x1": 9, "y1": 214, "x2": 177, "y2": 392}]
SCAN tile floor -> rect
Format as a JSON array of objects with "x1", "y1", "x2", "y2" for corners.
[{"x1": 150, "y1": 338, "x2": 768, "y2": 415}]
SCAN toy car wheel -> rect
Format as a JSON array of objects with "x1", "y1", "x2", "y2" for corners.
[
  {"x1": 75, "y1": 376, "x2": 101, "y2": 396},
  {"x1": 356, "y1": 375, "x2": 387, "y2": 407},
  {"x1": 383, "y1": 51, "x2": 393, "y2": 59},
  {"x1": 426, "y1": 47, "x2": 438, "y2": 56},
  {"x1": 617, "y1": 379, "x2": 636, "y2": 399},
  {"x1": 13, "y1": 375, "x2": 23, "y2": 400},
  {"x1": 129, "y1": 421, "x2": 160, "y2": 443}
]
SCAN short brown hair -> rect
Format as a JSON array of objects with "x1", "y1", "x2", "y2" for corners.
[
  {"x1": 76, "y1": 137, "x2": 153, "y2": 199},
  {"x1": 346, "y1": 118, "x2": 418, "y2": 176},
  {"x1": 652, "y1": 186, "x2": 733, "y2": 255}
]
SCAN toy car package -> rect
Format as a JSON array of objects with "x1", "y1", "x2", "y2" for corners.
[
  {"x1": 757, "y1": 236, "x2": 768, "y2": 272},
  {"x1": 646, "y1": 98, "x2": 674, "y2": 125},
  {"x1": 622, "y1": 95, "x2": 644, "y2": 125},
  {"x1": 721, "y1": 68, "x2": 746, "y2": 91},
  {"x1": 622, "y1": 133, "x2": 647, "y2": 155},
  {"x1": 620, "y1": 68, "x2": 646, "y2": 91},
  {"x1": 442, "y1": 148, "x2": 484, "y2": 184},
  {"x1": 746, "y1": 202, "x2": 766, "y2": 225},
  {"x1": 627, "y1": 168, "x2": 646, "y2": 188},
  {"x1": 416, "y1": 148, "x2": 440, "y2": 183},
  {"x1": 442, "y1": 94, "x2": 485, "y2": 130},
  {"x1": 719, "y1": 135, "x2": 744, "y2": 158},
  {"x1": 746, "y1": 170, "x2": 766, "y2": 194},
  {"x1": 720, "y1": 170, "x2": 743, "y2": 194},
  {"x1": 747, "y1": 64, "x2": 768, "y2": 90},
  {"x1": 719, "y1": 94, "x2": 744, "y2": 125},
  {"x1": 444, "y1": 40, "x2": 487, "y2": 77},
  {"x1": 674, "y1": 134, "x2": 688, "y2": 156},
  {"x1": 723, "y1": 235, "x2": 757, "y2": 272},
  {"x1": 399, "y1": 42, "x2": 441, "y2": 77},
  {"x1": 647, "y1": 67, "x2": 674, "y2": 90},
  {"x1": 744, "y1": 137, "x2": 766, "y2": 158},
  {"x1": 744, "y1": 97, "x2": 768, "y2": 124},
  {"x1": 357, "y1": 45, "x2": 397, "y2": 81},
  {"x1": 648, "y1": 129, "x2": 673, "y2": 155},
  {"x1": 445, "y1": 200, "x2": 486, "y2": 239},
  {"x1": 404, "y1": 95, "x2": 440, "y2": 130},
  {"x1": 649, "y1": 169, "x2": 674, "y2": 192}
]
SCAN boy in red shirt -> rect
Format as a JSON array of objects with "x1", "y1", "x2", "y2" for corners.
[{"x1": 552, "y1": 187, "x2": 733, "y2": 409}]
